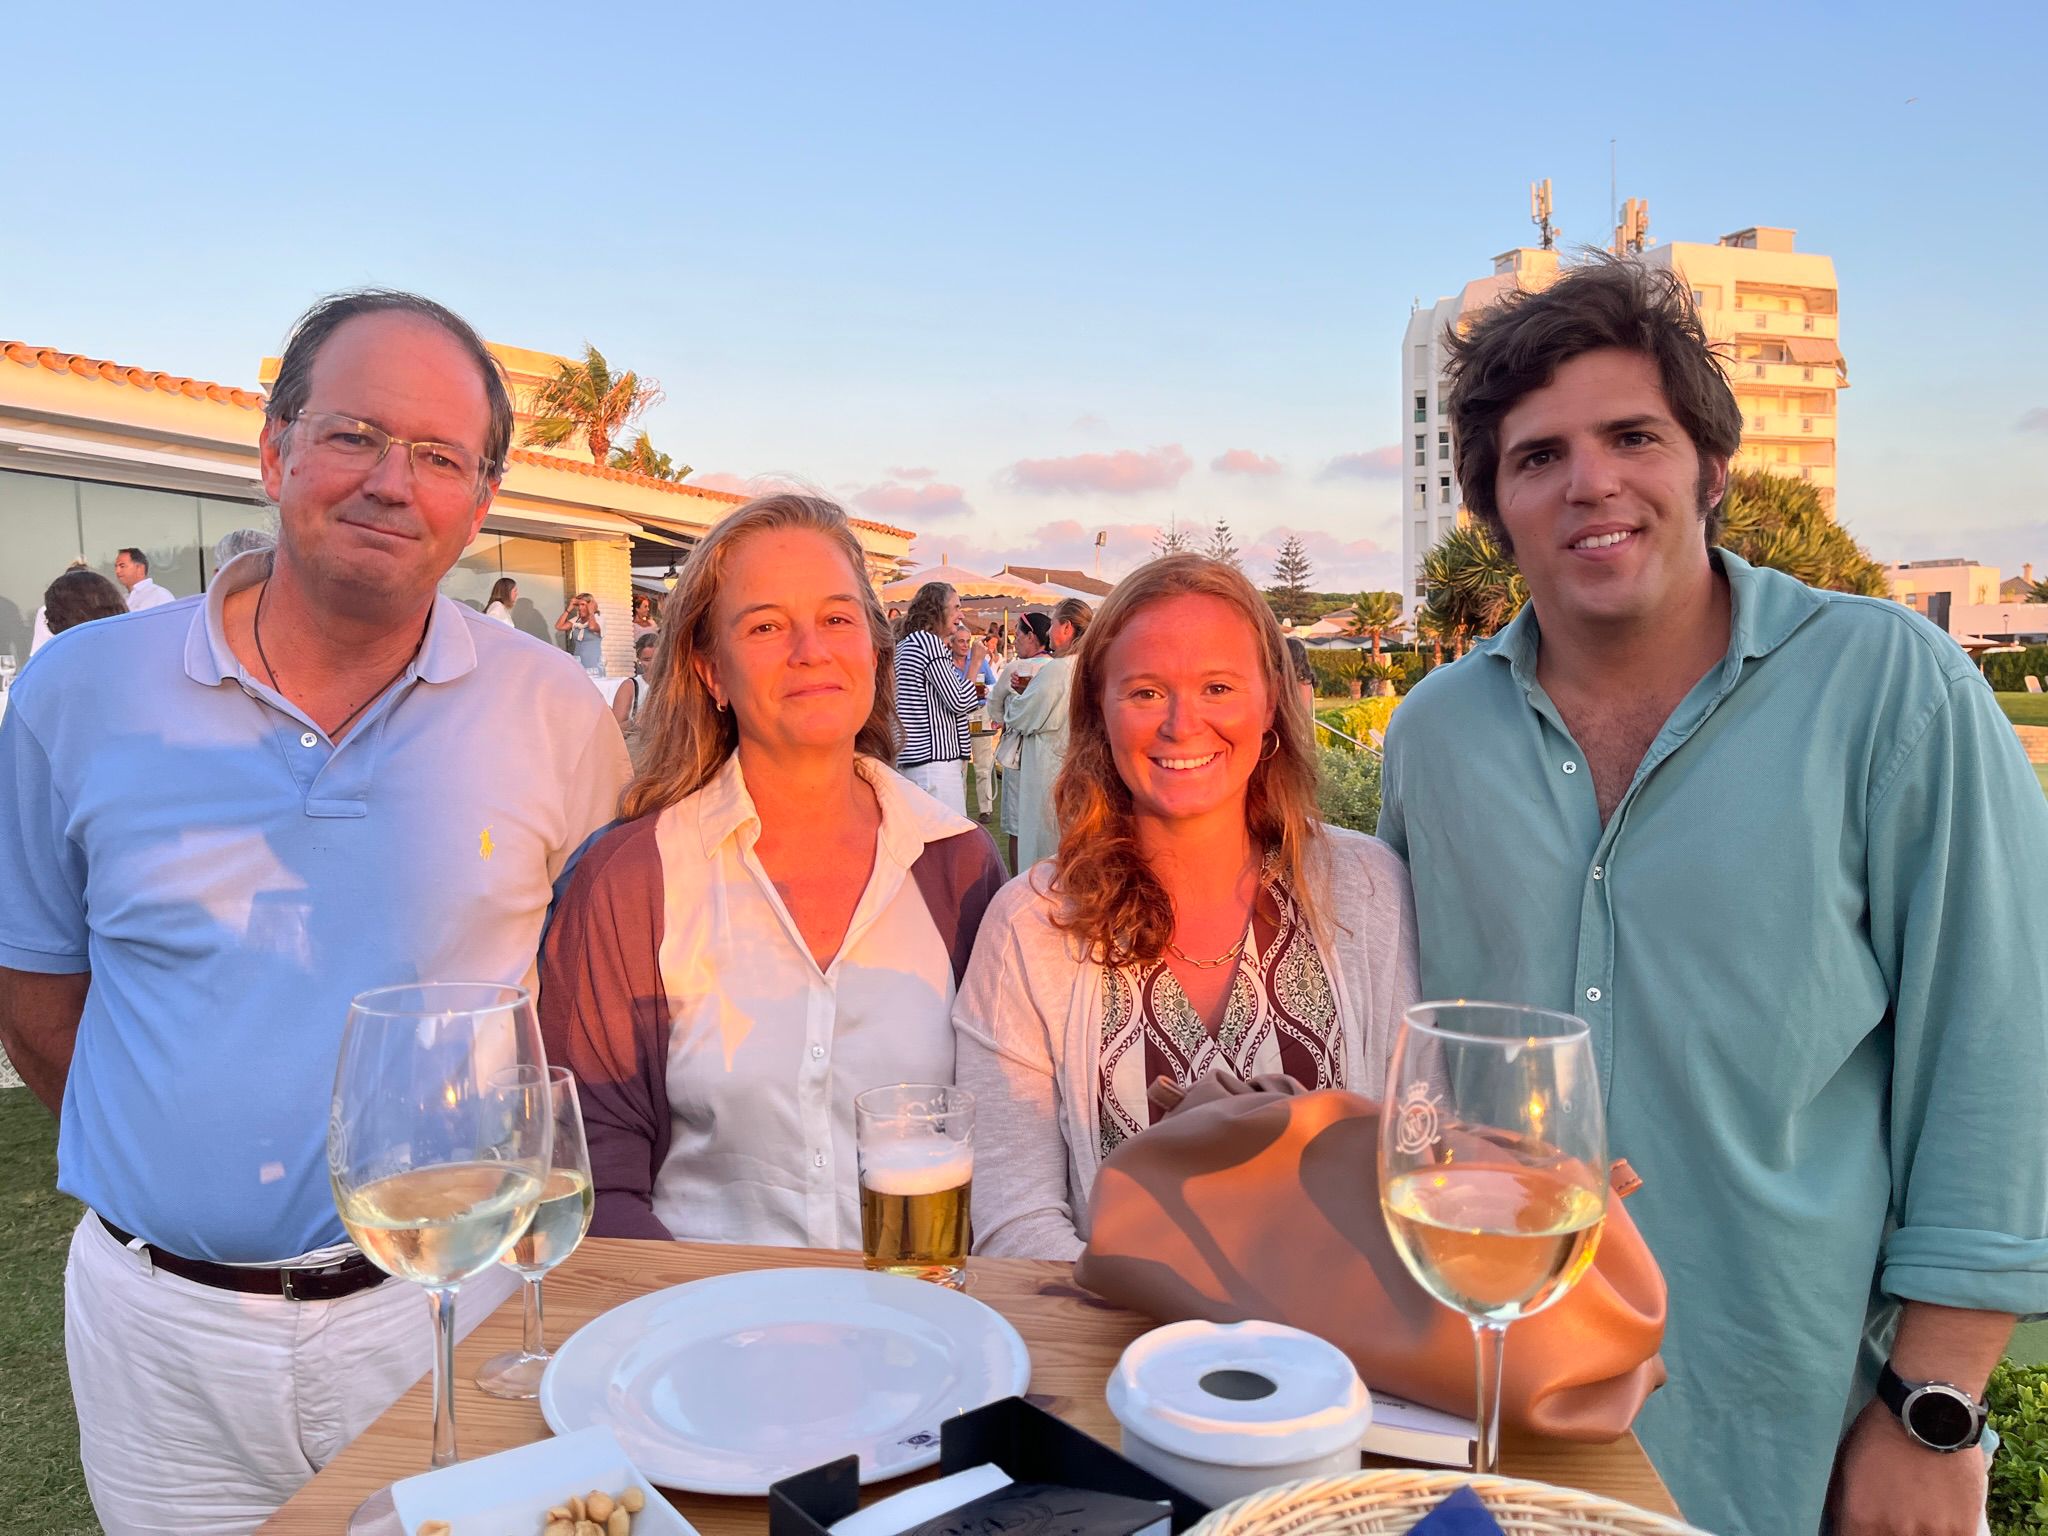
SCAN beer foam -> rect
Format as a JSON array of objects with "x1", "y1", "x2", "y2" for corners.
[{"x1": 862, "y1": 1140, "x2": 973, "y2": 1196}]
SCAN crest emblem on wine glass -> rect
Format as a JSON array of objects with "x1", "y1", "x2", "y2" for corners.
[{"x1": 1394, "y1": 1080, "x2": 1442, "y2": 1155}]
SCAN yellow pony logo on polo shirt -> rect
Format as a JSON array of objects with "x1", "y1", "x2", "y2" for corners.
[{"x1": 479, "y1": 826, "x2": 495, "y2": 861}]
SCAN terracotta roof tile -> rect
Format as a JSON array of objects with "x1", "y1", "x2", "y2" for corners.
[
  {"x1": 0, "y1": 339, "x2": 916, "y2": 540},
  {"x1": 1, "y1": 341, "x2": 268, "y2": 410}
]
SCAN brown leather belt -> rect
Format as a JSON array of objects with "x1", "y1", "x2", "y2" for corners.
[{"x1": 96, "y1": 1215, "x2": 390, "y2": 1303}]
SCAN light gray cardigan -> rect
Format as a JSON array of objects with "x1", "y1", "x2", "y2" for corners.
[{"x1": 952, "y1": 827, "x2": 1422, "y2": 1259}]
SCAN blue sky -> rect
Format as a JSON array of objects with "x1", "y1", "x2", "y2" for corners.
[{"x1": 6, "y1": 1, "x2": 2043, "y2": 587}]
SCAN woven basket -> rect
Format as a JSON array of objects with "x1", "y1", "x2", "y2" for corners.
[{"x1": 1185, "y1": 1471, "x2": 1710, "y2": 1536}]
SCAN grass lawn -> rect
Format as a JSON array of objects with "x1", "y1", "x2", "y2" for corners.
[
  {"x1": 0, "y1": 1089, "x2": 91, "y2": 1536},
  {"x1": 1996, "y1": 692, "x2": 2048, "y2": 728}
]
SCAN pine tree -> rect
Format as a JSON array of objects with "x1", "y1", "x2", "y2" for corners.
[
  {"x1": 1152, "y1": 516, "x2": 1192, "y2": 559},
  {"x1": 1270, "y1": 534, "x2": 1314, "y2": 624},
  {"x1": 1204, "y1": 519, "x2": 1242, "y2": 569}
]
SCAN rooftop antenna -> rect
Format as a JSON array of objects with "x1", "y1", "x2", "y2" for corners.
[
  {"x1": 1613, "y1": 196, "x2": 1651, "y2": 256},
  {"x1": 1530, "y1": 178, "x2": 1557, "y2": 250},
  {"x1": 1094, "y1": 528, "x2": 1108, "y2": 578}
]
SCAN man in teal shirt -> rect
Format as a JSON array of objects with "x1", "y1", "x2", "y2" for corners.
[{"x1": 1379, "y1": 260, "x2": 2048, "y2": 1536}]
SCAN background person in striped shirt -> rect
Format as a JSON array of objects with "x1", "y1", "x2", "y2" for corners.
[{"x1": 892, "y1": 581, "x2": 987, "y2": 814}]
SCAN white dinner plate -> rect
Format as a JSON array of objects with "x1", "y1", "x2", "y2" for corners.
[{"x1": 538, "y1": 1267, "x2": 1031, "y2": 1494}]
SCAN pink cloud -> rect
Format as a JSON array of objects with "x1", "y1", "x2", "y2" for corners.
[
  {"x1": 684, "y1": 471, "x2": 754, "y2": 495},
  {"x1": 1072, "y1": 412, "x2": 1110, "y2": 434},
  {"x1": 887, "y1": 465, "x2": 936, "y2": 480},
  {"x1": 1212, "y1": 448, "x2": 1283, "y2": 477},
  {"x1": 2019, "y1": 408, "x2": 2048, "y2": 433},
  {"x1": 1008, "y1": 445, "x2": 1192, "y2": 496},
  {"x1": 855, "y1": 479, "x2": 972, "y2": 520},
  {"x1": 1319, "y1": 446, "x2": 1404, "y2": 481}
]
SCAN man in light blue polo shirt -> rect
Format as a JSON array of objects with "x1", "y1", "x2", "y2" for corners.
[
  {"x1": 0, "y1": 290, "x2": 629, "y2": 1536},
  {"x1": 1379, "y1": 260, "x2": 2048, "y2": 1536}
]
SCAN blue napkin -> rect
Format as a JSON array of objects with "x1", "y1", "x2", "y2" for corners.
[{"x1": 1404, "y1": 1485, "x2": 1506, "y2": 1535}]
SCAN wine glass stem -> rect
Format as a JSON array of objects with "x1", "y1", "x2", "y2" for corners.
[
  {"x1": 1471, "y1": 1318, "x2": 1507, "y2": 1476},
  {"x1": 521, "y1": 1272, "x2": 547, "y2": 1360},
  {"x1": 426, "y1": 1286, "x2": 460, "y2": 1469}
]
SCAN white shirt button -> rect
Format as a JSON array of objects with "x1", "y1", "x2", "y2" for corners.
[
  {"x1": 299, "y1": 731, "x2": 318, "y2": 748},
  {"x1": 1586, "y1": 986, "x2": 1603, "y2": 1003},
  {"x1": 1592, "y1": 866, "x2": 1604, "y2": 881},
  {"x1": 812, "y1": 1152, "x2": 826, "y2": 1169},
  {"x1": 810, "y1": 1044, "x2": 825, "y2": 1060},
  {"x1": 1562, "y1": 761, "x2": 1578, "y2": 774}
]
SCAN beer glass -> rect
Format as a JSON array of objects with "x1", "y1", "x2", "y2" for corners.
[{"x1": 855, "y1": 1084, "x2": 974, "y2": 1288}]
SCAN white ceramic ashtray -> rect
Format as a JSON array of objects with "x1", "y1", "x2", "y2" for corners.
[
  {"x1": 389, "y1": 1425, "x2": 700, "y2": 1536},
  {"x1": 1106, "y1": 1318, "x2": 1372, "y2": 1508}
]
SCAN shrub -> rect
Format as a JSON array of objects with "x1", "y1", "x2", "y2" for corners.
[
  {"x1": 1990, "y1": 1360, "x2": 2048, "y2": 1534},
  {"x1": 1333, "y1": 696, "x2": 1399, "y2": 744},
  {"x1": 1316, "y1": 742, "x2": 1381, "y2": 834},
  {"x1": 1983, "y1": 647, "x2": 2048, "y2": 694},
  {"x1": 1306, "y1": 647, "x2": 1363, "y2": 696}
]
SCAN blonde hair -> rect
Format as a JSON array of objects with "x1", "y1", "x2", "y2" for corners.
[
  {"x1": 1048, "y1": 553, "x2": 1324, "y2": 965},
  {"x1": 619, "y1": 494, "x2": 898, "y2": 820},
  {"x1": 1050, "y1": 596, "x2": 1094, "y2": 651}
]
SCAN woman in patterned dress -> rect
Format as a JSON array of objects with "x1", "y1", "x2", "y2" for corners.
[{"x1": 954, "y1": 554, "x2": 1421, "y2": 1259}]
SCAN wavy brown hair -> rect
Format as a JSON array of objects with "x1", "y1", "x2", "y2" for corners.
[
  {"x1": 1047, "y1": 554, "x2": 1325, "y2": 965},
  {"x1": 619, "y1": 494, "x2": 898, "y2": 820},
  {"x1": 899, "y1": 581, "x2": 955, "y2": 639}
]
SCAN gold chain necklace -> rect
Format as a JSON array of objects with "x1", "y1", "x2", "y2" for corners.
[{"x1": 1166, "y1": 921, "x2": 1252, "y2": 969}]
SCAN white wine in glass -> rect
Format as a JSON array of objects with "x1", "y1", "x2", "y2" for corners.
[
  {"x1": 476, "y1": 1067, "x2": 594, "y2": 1399},
  {"x1": 328, "y1": 982, "x2": 550, "y2": 1531},
  {"x1": 1378, "y1": 1001, "x2": 1608, "y2": 1475}
]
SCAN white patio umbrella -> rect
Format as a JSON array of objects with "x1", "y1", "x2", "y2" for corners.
[{"x1": 880, "y1": 562, "x2": 1060, "y2": 603}]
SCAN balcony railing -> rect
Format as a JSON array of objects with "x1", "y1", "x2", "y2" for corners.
[
  {"x1": 1747, "y1": 413, "x2": 1829, "y2": 438},
  {"x1": 1740, "y1": 361, "x2": 1841, "y2": 388},
  {"x1": 1731, "y1": 310, "x2": 1837, "y2": 338}
]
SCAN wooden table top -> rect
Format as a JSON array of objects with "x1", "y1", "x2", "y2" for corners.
[{"x1": 259, "y1": 1238, "x2": 1677, "y2": 1534}]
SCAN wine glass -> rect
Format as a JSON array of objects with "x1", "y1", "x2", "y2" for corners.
[
  {"x1": 1378, "y1": 1001, "x2": 1608, "y2": 1476},
  {"x1": 475, "y1": 1067, "x2": 593, "y2": 1398},
  {"x1": 328, "y1": 981, "x2": 551, "y2": 1519}
]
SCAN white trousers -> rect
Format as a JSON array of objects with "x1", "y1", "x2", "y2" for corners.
[
  {"x1": 65, "y1": 1213, "x2": 515, "y2": 1536},
  {"x1": 901, "y1": 758, "x2": 967, "y2": 815},
  {"x1": 968, "y1": 734, "x2": 997, "y2": 817}
]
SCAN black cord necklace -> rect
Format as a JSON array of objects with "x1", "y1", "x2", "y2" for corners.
[{"x1": 251, "y1": 578, "x2": 430, "y2": 743}]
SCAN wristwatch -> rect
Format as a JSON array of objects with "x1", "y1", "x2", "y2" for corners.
[{"x1": 1875, "y1": 1362, "x2": 1986, "y2": 1452}]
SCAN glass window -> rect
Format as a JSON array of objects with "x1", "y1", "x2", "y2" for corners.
[
  {"x1": 1439, "y1": 476, "x2": 1452, "y2": 504},
  {"x1": 0, "y1": 469, "x2": 85, "y2": 666},
  {"x1": 1413, "y1": 434, "x2": 1425, "y2": 466},
  {"x1": 1413, "y1": 393, "x2": 1427, "y2": 423},
  {"x1": 438, "y1": 531, "x2": 569, "y2": 643},
  {"x1": 198, "y1": 497, "x2": 275, "y2": 583},
  {"x1": 78, "y1": 480, "x2": 203, "y2": 600},
  {"x1": 1412, "y1": 482, "x2": 1427, "y2": 510},
  {"x1": 1438, "y1": 430, "x2": 1450, "y2": 460}
]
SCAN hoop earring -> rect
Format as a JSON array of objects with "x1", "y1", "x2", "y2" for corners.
[{"x1": 1259, "y1": 729, "x2": 1280, "y2": 761}]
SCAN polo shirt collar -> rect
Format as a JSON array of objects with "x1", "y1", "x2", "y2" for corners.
[
  {"x1": 1482, "y1": 546, "x2": 1828, "y2": 693},
  {"x1": 184, "y1": 549, "x2": 478, "y2": 689},
  {"x1": 696, "y1": 751, "x2": 978, "y2": 863}
]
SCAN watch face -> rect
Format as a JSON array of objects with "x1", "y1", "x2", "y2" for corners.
[{"x1": 1907, "y1": 1387, "x2": 1978, "y2": 1449}]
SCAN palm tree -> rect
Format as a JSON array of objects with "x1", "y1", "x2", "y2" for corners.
[
  {"x1": 610, "y1": 433, "x2": 690, "y2": 482},
  {"x1": 1717, "y1": 470, "x2": 1888, "y2": 596},
  {"x1": 522, "y1": 345, "x2": 663, "y2": 467},
  {"x1": 1422, "y1": 523, "x2": 1527, "y2": 653},
  {"x1": 2025, "y1": 579, "x2": 2048, "y2": 605},
  {"x1": 1411, "y1": 606, "x2": 1450, "y2": 667},
  {"x1": 1345, "y1": 591, "x2": 1404, "y2": 660}
]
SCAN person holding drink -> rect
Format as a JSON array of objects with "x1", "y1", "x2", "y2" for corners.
[
  {"x1": 540, "y1": 494, "x2": 1006, "y2": 1250},
  {"x1": 0, "y1": 289, "x2": 629, "y2": 1536},
  {"x1": 953, "y1": 554, "x2": 1420, "y2": 1259}
]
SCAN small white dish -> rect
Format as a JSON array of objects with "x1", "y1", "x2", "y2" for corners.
[
  {"x1": 389, "y1": 1425, "x2": 698, "y2": 1536},
  {"x1": 539, "y1": 1266, "x2": 1031, "y2": 1494}
]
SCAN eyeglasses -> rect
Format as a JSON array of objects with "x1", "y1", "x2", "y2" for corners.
[{"x1": 289, "y1": 412, "x2": 492, "y2": 499}]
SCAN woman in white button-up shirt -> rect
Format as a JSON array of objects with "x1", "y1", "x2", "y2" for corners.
[{"x1": 540, "y1": 494, "x2": 1007, "y2": 1248}]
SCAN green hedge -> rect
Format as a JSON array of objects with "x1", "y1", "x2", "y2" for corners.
[
  {"x1": 1317, "y1": 697, "x2": 1400, "y2": 747},
  {"x1": 1305, "y1": 648, "x2": 1363, "y2": 695},
  {"x1": 1315, "y1": 743, "x2": 1381, "y2": 833},
  {"x1": 1991, "y1": 1360, "x2": 2048, "y2": 1534},
  {"x1": 1984, "y1": 647, "x2": 2048, "y2": 694}
]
